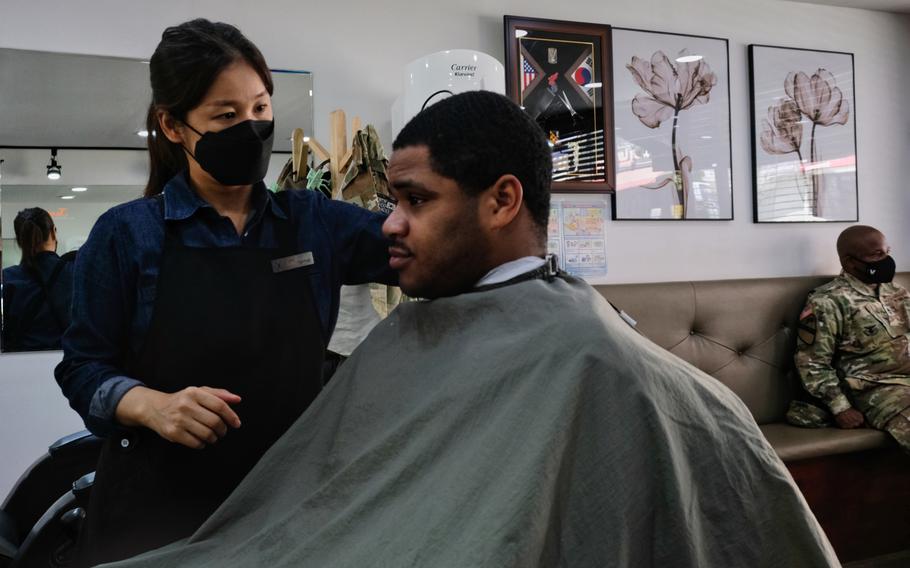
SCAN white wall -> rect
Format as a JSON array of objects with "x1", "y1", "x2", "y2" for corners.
[
  {"x1": 0, "y1": 351, "x2": 85, "y2": 496},
  {"x1": 0, "y1": 0, "x2": 908, "y2": 497}
]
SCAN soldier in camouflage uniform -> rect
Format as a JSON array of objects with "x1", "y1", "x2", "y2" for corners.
[{"x1": 794, "y1": 225, "x2": 910, "y2": 451}]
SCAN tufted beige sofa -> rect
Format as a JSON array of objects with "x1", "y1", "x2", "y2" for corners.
[{"x1": 595, "y1": 273, "x2": 910, "y2": 562}]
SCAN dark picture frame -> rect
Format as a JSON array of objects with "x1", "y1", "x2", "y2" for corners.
[
  {"x1": 610, "y1": 28, "x2": 733, "y2": 220},
  {"x1": 504, "y1": 15, "x2": 615, "y2": 193},
  {"x1": 749, "y1": 44, "x2": 858, "y2": 223}
]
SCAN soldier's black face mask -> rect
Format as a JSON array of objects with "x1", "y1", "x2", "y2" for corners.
[
  {"x1": 182, "y1": 119, "x2": 275, "y2": 186},
  {"x1": 854, "y1": 255, "x2": 896, "y2": 284}
]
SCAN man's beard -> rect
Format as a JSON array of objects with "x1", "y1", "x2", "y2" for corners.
[{"x1": 401, "y1": 211, "x2": 491, "y2": 300}]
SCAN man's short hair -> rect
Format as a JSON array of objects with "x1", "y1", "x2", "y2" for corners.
[{"x1": 392, "y1": 91, "x2": 553, "y2": 239}]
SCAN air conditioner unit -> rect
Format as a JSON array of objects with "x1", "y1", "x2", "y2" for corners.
[{"x1": 391, "y1": 50, "x2": 505, "y2": 138}]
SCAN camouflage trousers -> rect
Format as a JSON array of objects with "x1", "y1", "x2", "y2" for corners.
[
  {"x1": 851, "y1": 384, "x2": 910, "y2": 452},
  {"x1": 852, "y1": 384, "x2": 910, "y2": 430},
  {"x1": 884, "y1": 408, "x2": 910, "y2": 453},
  {"x1": 788, "y1": 385, "x2": 910, "y2": 451}
]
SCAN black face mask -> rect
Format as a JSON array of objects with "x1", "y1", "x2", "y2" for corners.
[
  {"x1": 855, "y1": 255, "x2": 896, "y2": 284},
  {"x1": 183, "y1": 119, "x2": 275, "y2": 185}
]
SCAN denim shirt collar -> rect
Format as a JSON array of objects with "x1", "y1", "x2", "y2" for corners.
[{"x1": 162, "y1": 171, "x2": 288, "y2": 222}]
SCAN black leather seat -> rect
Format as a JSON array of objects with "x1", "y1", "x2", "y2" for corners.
[
  {"x1": 0, "y1": 431, "x2": 101, "y2": 568},
  {"x1": 0, "y1": 511, "x2": 18, "y2": 562}
]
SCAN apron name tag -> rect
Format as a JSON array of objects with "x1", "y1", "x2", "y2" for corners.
[{"x1": 272, "y1": 252, "x2": 314, "y2": 273}]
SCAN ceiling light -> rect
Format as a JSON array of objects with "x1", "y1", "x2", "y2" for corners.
[
  {"x1": 515, "y1": 29, "x2": 528, "y2": 38},
  {"x1": 61, "y1": 195, "x2": 75, "y2": 200},
  {"x1": 676, "y1": 55, "x2": 703, "y2": 63},
  {"x1": 303, "y1": 136, "x2": 310, "y2": 142},
  {"x1": 136, "y1": 129, "x2": 149, "y2": 137},
  {"x1": 47, "y1": 148, "x2": 62, "y2": 180},
  {"x1": 71, "y1": 187, "x2": 87, "y2": 192}
]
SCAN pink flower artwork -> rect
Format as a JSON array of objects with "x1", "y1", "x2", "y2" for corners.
[
  {"x1": 760, "y1": 68, "x2": 850, "y2": 217},
  {"x1": 626, "y1": 50, "x2": 716, "y2": 218}
]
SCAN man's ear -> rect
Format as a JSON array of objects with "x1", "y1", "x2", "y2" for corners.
[
  {"x1": 157, "y1": 110, "x2": 186, "y2": 145},
  {"x1": 480, "y1": 174, "x2": 523, "y2": 231}
]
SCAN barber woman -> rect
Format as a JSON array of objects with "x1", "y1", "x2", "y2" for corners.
[
  {"x1": 2, "y1": 208, "x2": 75, "y2": 351},
  {"x1": 55, "y1": 19, "x2": 395, "y2": 566}
]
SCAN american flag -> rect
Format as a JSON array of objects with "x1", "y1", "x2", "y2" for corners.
[{"x1": 522, "y1": 57, "x2": 537, "y2": 90}]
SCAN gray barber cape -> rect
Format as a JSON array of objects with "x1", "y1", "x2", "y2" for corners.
[{"x1": 104, "y1": 275, "x2": 838, "y2": 567}]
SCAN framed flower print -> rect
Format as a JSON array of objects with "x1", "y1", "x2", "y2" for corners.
[
  {"x1": 611, "y1": 28, "x2": 733, "y2": 220},
  {"x1": 504, "y1": 16, "x2": 615, "y2": 193},
  {"x1": 749, "y1": 45, "x2": 858, "y2": 223}
]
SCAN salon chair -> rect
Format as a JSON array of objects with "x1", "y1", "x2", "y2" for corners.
[{"x1": 0, "y1": 431, "x2": 101, "y2": 567}]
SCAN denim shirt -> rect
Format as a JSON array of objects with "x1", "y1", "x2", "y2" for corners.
[
  {"x1": 2, "y1": 252, "x2": 75, "y2": 351},
  {"x1": 55, "y1": 172, "x2": 395, "y2": 437}
]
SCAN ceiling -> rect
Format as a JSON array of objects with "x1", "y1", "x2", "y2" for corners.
[
  {"x1": 0, "y1": 148, "x2": 148, "y2": 186},
  {"x1": 788, "y1": 0, "x2": 910, "y2": 12},
  {"x1": 2, "y1": 184, "x2": 143, "y2": 205},
  {"x1": 0, "y1": 48, "x2": 314, "y2": 152}
]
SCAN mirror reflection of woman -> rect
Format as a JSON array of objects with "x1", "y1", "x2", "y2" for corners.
[
  {"x1": 1, "y1": 208, "x2": 75, "y2": 351},
  {"x1": 54, "y1": 19, "x2": 395, "y2": 565}
]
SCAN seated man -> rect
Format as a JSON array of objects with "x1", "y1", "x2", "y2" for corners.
[
  {"x1": 795, "y1": 225, "x2": 910, "y2": 451},
  {"x1": 105, "y1": 92, "x2": 837, "y2": 567}
]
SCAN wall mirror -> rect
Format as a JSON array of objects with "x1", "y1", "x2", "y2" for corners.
[{"x1": 0, "y1": 47, "x2": 314, "y2": 352}]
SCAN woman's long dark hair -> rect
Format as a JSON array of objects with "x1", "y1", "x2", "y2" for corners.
[
  {"x1": 144, "y1": 19, "x2": 274, "y2": 197},
  {"x1": 13, "y1": 207, "x2": 55, "y2": 270}
]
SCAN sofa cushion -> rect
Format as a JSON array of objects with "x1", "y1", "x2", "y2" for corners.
[
  {"x1": 760, "y1": 423, "x2": 892, "y2": 462},
  {"x1": 597, "y1": 276, "x2": 830, "y2": 424},
  {"x1": 596, "y1": 273, "x2": 910, "y2": 425}
]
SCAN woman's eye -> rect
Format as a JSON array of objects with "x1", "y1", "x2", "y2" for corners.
[
  {"x1": 219, "y1": 111, "x2": 236, "y2": 120},
  {"x1": 256, "y1": 104, "x2": 269, "y2": 113}
]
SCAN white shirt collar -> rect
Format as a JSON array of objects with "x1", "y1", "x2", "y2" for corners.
[{"x1": 475, "y1": 256, "x2": 547, "y2": 288}]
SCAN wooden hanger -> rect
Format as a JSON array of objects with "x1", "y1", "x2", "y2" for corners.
[
  {"x1": 291, "y1": 128, "x2": 308, "y2": 180},
  {"x1": 306, "y1": 110, "x2": 362, "y2": 198}
]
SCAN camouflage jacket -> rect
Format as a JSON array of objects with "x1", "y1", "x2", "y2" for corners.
[
  {"x1": 338, "y1": 125, "x2": 404, "y2": 321},
  {"x1": 794, "y1": 272, "x2": 910, "y2": 414}
]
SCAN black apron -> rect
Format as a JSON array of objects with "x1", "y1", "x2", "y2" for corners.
[{"x1": 78, "y1": 204, "x2": 325, "y2": 566}]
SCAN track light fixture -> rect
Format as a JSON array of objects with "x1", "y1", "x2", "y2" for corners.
[{"x1": 47, "y1": 148, "x2": 62, "y2": 180}]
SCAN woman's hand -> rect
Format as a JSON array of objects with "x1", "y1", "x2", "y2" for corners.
[{"x1": 116, "y1": 386, "x2": 242, "y2": 449}]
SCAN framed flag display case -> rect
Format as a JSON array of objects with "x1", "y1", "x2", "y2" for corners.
[{"x1": 504, "y1": 16, "x2": 615, "y2": 193}]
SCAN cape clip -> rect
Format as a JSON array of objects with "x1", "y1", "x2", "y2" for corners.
[{"x1": 544, "y1": 254, "x2": 559, "y2": 280}]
